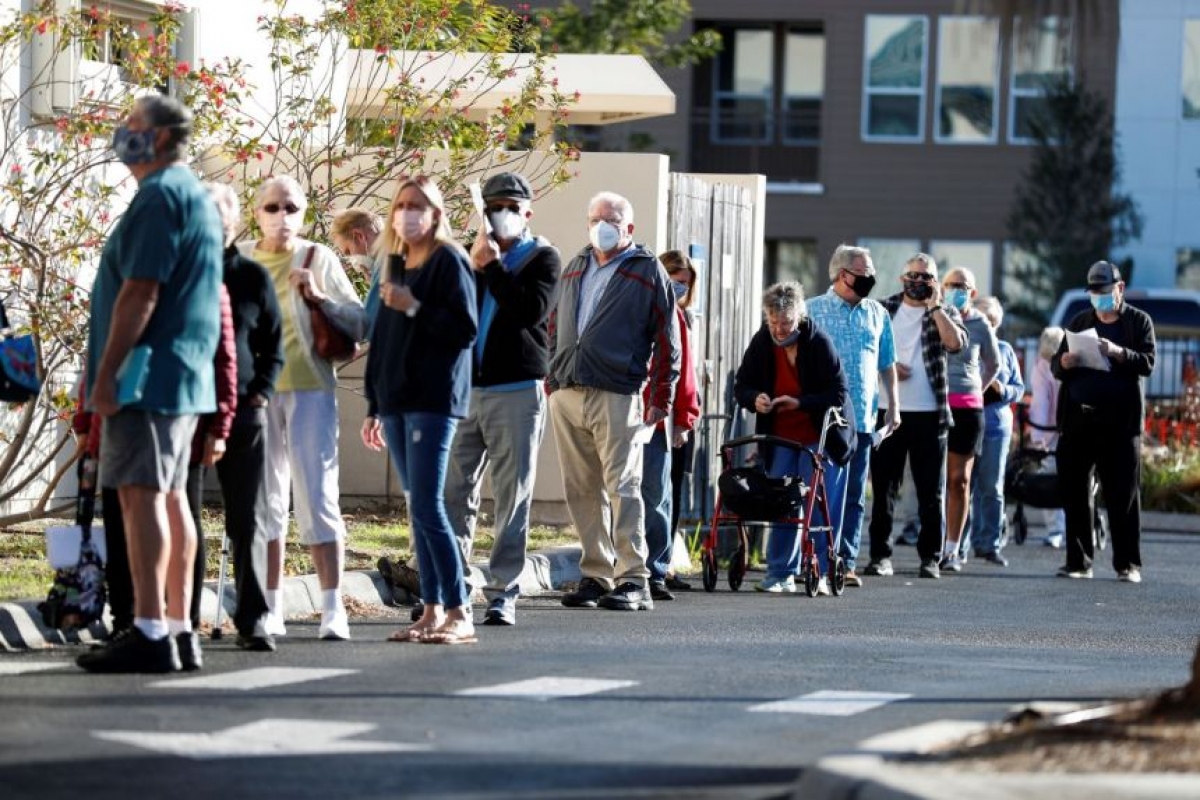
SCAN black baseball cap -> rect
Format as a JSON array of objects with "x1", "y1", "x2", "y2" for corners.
[
  {"x1": 481, "y1": 172, "x2": 532, "y2": 201},
  {"x1": 1086, "y1": 261, "x2": 1122, "y2": 289}
]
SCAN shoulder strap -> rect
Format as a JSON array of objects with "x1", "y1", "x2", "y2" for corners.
[{"x1": 302, "y1": 244, "x2": 316, "y2": 270}]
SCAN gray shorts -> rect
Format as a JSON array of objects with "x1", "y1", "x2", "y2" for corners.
[{"x1": 101, "y1": 410, "x2": 198, "y2": 492}]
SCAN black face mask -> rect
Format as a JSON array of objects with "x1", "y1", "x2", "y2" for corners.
[
  {"x1": 846, "y1": 272, "x2": 876, "y2": 299},
  {"x1": 903, "y1": 281, "x2": 934, "y2": 302}
]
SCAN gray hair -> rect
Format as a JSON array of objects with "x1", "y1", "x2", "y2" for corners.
[
  {"x1": 135, "y1": 94, "x2": 192, "y2": 161},
  {"x1": 1038, "y1": 326, "x2": 1065, "y2": 361},
  {"x1": 204, "y1": 181, "x2": 239, "y2": 245},
  {"x1": 588, "y1": 191, "x2": 634, "y2": 226},
  {"x1": 828, "y1": 244, "x2": 872, "y2": 281},
  {"x1": 762, "y1": 281, "x2": 807, "y2": 320},
  {"x1": 255, "y1": 175, "x2": 307, "y2": 210},
  {"x1": 974, "y1": 295, "x2": 1003, "y2": 328},
  {"x1": 906, "y1": 252, "x2": 938, "y2": 274}
]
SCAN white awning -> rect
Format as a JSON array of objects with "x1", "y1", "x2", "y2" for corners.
[{"x1": 343, "y1": 50, "x2": 675, "y2": 126}]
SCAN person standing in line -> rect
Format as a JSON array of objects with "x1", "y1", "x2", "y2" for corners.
[
  {"x1": 807, "y1": 245, "x2": 900, "y2": 588},
  {"x1": 330, "y1": 208, "x2": 382, "y2": 284},
  {"x1": 641, "y1": 250, "x2": 701, "y2": 601},
  {"x1": 443, "y1": 172, "x2": 560, "y2": 627},
  {"x1": 965, "y1": 296, "x2": 1024, "y2": 565},
  {"x1": 549, "y1": 191, "x2": 680, "y2": 613},
  {"x1": 1029, "y1": 326, "x2": 1066, "y2": 548},
  {"x1": 938, "y1": 267, "x2": 1000, "y2": 573},
  {"x1": 241, "y1": 175, "x2": 363, "y2": 641},
  {"x1": 863, "y1": 254, "x2": 967, "y2": 581},
  {"x1": 1051, "y1": 261, "x2": 1155, "y2": 582},
  {"x1": 201, "y1": 182, "x2": 284, "y2": 650},
  {"x1": 362, "y1": 175, "x2": 478, "y2": 644},
  {"x1": 77, "y1": 95, "x2": 223, "y2": 673}
]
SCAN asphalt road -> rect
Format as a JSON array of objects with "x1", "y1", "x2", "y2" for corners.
[{"x1": 0, "y1": 530, "x2": 1196, "y2": 800}]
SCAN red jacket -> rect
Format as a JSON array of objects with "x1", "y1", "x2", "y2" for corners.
[
  {"x1": 644, "y1": 306, "x2": 701, "y2": 434},
  {"x1": 74, "y1": 285, "x2": 238, "y2": 464}
]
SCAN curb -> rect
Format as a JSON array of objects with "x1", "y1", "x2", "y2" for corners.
[
  {"x1": 791, "y1": 717, "x2": 1198, "y2": 800},
  {"x1": 0, "y1": 546, "x2": 583, "y2": 652}
]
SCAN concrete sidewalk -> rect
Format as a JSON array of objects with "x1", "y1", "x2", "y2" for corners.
[{"x1": 0, "y1": 545, "x2": 584, "y2": 652}]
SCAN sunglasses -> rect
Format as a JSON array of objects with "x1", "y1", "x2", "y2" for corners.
[
  {"x1": 944, "y1": 281, "x2": 970, "y2": 290},
  {"x1": 903, "y1": 272, "x2": 934, "y2": 283},
  {"x1": 486, "y1": 203, "x2": 522, "y2": 214},
  {"x1": 261, "y1": 202, "x2": 301, "y2": 215}
]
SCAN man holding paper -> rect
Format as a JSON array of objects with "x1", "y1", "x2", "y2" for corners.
[{"x1": 1051, "y1": 261, "x2": 1155, "y2": 582}]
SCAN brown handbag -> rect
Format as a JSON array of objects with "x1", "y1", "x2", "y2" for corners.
[{"x1": 300, "y1": 246, "x2": 356, "y2": 362}]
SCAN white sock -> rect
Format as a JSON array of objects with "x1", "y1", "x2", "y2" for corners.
[
  {"x1": 134, "y1": 617, "x2": 169, "y2": 641},
  {"x1": 167, "y1": 617, "x2": 192, "y2": 636},
  {"x1": 322, "y1": 588, "x2": 342, "y2": 614},
  {"x1": 266, "y1": 589, "x2": 281, "y2": 615}
]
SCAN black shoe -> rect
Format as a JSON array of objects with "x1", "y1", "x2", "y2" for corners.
[
  {"x1": 176, "y1": 631, "x2": 203, "y2": 672},
  {"x1": 598, "y1": 582, "x2": 654, "y2": 611},
  {"x1": 482, "y1": 598, "x2": 516, "y2": 626},
  {"x1": 235, "y1": 632, "x2": 277, "y2": 652},
  {"x1": 664, "y1": 575, "x2": 693, "y2": 592},
  {"x1": 649, "y1": 580, "x2": 675, "y2": 602},
  {"x1": 561, "y1": 577, "x2": 608, "y2": 608},
  {"x1": 978, "y1": 551, "x2": 1008, "y2": 567},
  {"x1": 76, "y1": 627, "x2": 181, "y2": 674},
  {"x1": 92, "y1": 624, "x2": 134, "y2": 650},
  {"x1": 919, "y1": 559, "x2": 941, "y2": 579}
]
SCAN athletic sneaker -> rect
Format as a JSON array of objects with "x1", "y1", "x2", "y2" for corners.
[
  {"x1": 919, "y1": 559, "x2": 941, "y2": 579},
  {"x1": 756, "y1": 575, "x2": 796, "y2": 593},
  {"x1": 815, "y1": 577, "x2": 831, "y2": 596},
  {"x1": 862, "y1": 559, "x2": 894, "y2": 577},
  {"x1": 1117, "y1": 567, "x2": 1142, "y2": 584},
  {"x1": 1056, "y1": 565, "x2": 1093, "y2": 579},
  {"x1": 939, "y1": 554, "x2": 964, "y2": 573}
]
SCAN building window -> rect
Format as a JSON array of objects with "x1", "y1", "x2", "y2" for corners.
[
  {"x1": 935, "y1": 17, "x2": 1000, "y2": 144},
  {"x1": 858, "y1": 238, "x2": 922, "y2": 297},
  {"x1": 1010, "y1": 16, "x2": 1072, "y2": 142},
  {"x1": 930, "y1": 240, "x2": 994, "y2": 295},
  {"x1": 1177, "y1": 248, "x2": 1200, "y2": 290},
  {"x1": 711, "y1": 24, "x2": 824, "y2": 145},
  {"x1": 1184, "y1": 21, "x2": 1200, "y2": 120},
  {"x1": 766, "y1": 239, "x2": 820, "y2": 290},
  {"x1": 862, "y1": 15, "x2": 928, "y2": 142}
]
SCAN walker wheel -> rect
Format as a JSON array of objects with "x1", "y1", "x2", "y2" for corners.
[
  {"x1": 830, "y1": 556, "x2": 846, "y2": 596},
  {"x1": 701, "y1": 549, "x2": 718, "y2": 592},
  {"x1": 803, "y1": 558, "x2": 820, "y2": 597},
  {"x1": 728, "y1": 545, "x2": 747, "y2": 592}
]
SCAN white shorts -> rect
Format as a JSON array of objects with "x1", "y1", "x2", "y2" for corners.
[{"x1": 264, "y1": 390, "x2": 346, "y2": 545}]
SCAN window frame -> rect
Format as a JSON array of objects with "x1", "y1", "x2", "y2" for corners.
[
  {"x1": 778, "y1": 27, "x2": 825, "y2": 146},
  {"x1": 933, "y1": 15, "x2": 1001, "y2": 146},
  {"x1": 1183, "y1": 19, "x2": 1200, "y2": 122},
  {"x1": 861, "y1": 14, "x2": 930, "y2": 144},
  {"x1": 710, "y1": 26, "x2": 776, "y2": 145},
  {"x1": 1008, "y1": 15, "x2": 1073, "y2": 144}
]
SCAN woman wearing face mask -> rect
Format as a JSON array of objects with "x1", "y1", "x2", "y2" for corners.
[
  {"x1": 734, "y1": 282, "x2": 853, "y2": 595},
  {"x1": 640, "y1": 250, "x2": 702, "y2": 598},
  {"x1": 239, "y1": 175, "x2": 364, "y2": 641},
  {"x1": 361, "y1": 175, "x2": 478, "y2": 645},
  {"x1": 937, "y1": 267, "x2": 1000, "y2": 573}
]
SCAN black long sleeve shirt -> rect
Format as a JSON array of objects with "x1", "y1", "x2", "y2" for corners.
[{"x1": 222, "y1": 245, "x2": 283, "y2": 403}]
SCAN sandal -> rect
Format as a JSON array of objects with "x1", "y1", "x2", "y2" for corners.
[
  {"x1": 387, "y1": 625, "x2": 435, "y2": 643},
  {"x1": 421, "y1": 623, "x2": 478, "y2": 646}
]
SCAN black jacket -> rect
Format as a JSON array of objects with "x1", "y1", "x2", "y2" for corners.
[
  {"x1": 473, "y1": 238, "x2": 561, "y2": 386},
  {"x1": 734, "y1": 320, "x2": 856, "y2": 466},
  {"x1": 1051, "y1": 302, "x2": 1156, "y2": 436},
  {"x1": 222, "y1": 246, "x2": 283, "y2": 403}
]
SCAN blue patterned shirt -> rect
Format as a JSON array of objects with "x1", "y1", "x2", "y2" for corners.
[{"x1": 808, "y1": 289, "x2": 896, "y2": 433}]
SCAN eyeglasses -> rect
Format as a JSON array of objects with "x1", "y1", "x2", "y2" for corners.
[
  {"x1": 903, "y1": 272, "x2": 934, "y2": 283},
  {"x1": 261, "y1": 202, "x2": 301, "y2": 215}
]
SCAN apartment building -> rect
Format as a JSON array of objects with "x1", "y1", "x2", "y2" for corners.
[{"x1": 615, "y1": 0, "x2": 1121, "y2": 299}]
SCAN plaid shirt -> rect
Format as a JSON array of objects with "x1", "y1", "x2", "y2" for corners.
[{"x1": 880, "y1": 292, "x2": 967, "y2": 429}]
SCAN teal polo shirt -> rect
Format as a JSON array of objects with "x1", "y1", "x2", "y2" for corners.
[{"x1": 87, "y1": 164, "x2": 223, "y2": 414}]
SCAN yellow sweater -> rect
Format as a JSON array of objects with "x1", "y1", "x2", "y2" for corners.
[{"x1": 256, "y1": 247, "x2": 323, "y2": 393}]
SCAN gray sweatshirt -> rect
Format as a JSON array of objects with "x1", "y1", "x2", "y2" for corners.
[{"x1": 947, "y1": 311, "x2": 1000, "y2": 399}]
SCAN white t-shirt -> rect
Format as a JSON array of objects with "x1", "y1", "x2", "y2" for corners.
[{"x1": 882, "y1": 304, "x2": 937, "y2": 412}]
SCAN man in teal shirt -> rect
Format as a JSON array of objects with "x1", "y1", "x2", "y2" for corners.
[{"x1": 77, "y1": 95, "x2": 223, "y2": 674}]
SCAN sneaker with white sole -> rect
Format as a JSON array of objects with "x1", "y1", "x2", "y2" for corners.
[
  {"x1": 1056, "y1": 565, "x2": 1093, "y2": 579},
  {"x1": 939, "y1": 554, "x2": 964, "y2": 573},
  {"x1": 319, "y1": 608, "x2": 350, "y2": 640},
  {"x1": 1043, "y1": 533, "x2": 1064, "y2": 549},
  {"x1": 1117, "y1": 567, "x2": 1142, "y2": 583},
  {"x1": 862, "y1": 559, "x2": 893, "y2": 577},
  {"x1": 756, "y1": 575, "x2": 796, "y2": 593},
  {"x1": 816, "y1": 577, "x2": 831, "y2": 596},
  {"x1": 263, "y1": 612, "x2": 287, "y2": 637}
]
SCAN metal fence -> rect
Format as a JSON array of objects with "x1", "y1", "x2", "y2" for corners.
[{"x1": 1012, "y1": 336, "x2": 1200, "y2": 403}]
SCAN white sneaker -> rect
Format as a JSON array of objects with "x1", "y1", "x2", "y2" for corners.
[
  {"x1": 319, "y1": 608, "x2": 350, "y2": 641},
  {"x1": 816, "y1": 577, "x2": 831, "y2": 596},
  {"x1": 1117, "y1": 567, "x2": 1142, "y2": 584},
  {"x1": 1043, "y1": 533, "x2": 1064, "y2": 549},
  {"x1": 263, "y1": 612, "x2": 287, "y2": 638},
  {"x1": 756, "y1": 575, "x2": 796, "y2": 593}
]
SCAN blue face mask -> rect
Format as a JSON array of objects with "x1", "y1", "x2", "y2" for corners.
[
  {"x1": 671, "y1": 280, "x2": 688, "y2": 302},
  {"x1": 946, "y1": 288, "x2": 971, "y2": 310},
  {"x1": 112, "y1": 125, "x2": 158, "y2": 165},
  {"x1": 1089, "y1": 291, "x2": 1117, "y2": 313}
]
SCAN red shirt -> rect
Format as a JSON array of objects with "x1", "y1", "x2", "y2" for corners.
[{"x1": 772, "y1": 346, "x2": 818, "y2": 445}]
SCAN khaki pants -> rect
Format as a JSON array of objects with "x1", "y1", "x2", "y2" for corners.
[{"x1": 549, "y1": 387, "x2": 649, "y2": 589}]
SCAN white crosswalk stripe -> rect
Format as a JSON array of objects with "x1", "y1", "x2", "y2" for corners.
[
  {"x1": 749, "y1": 690, "x2": 912, "y2": 716},
  {"x1": 149, "y1": 666, "x2": 357, "y2": 691},
  {"x1": 456, "y1": 676, "x2": 638, "y2": 701}
]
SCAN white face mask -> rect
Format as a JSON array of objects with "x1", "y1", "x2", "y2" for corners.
[
  {"x1": 346, "y1": 254, "x2": 374, "y2": 271},
  {"x1": 395, "y1": 208, "x2": 433, "y2": 243},
  {"x1": 489, "y1": 209, "x2": 526, "y2": 241},
  {"x1": 589, "y1": 220, "x2": 622, "y2": 253},
  {"x1": 258, "y1": 203, "x2": 303, "y2": 241}
]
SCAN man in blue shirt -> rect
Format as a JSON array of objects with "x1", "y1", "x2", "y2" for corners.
[
  {"x1": 807, "y1": 245, "x2": 900, "y2": 587},
  {"x1": 77, "y1": 95, "x2": 223, "y2": 674}
]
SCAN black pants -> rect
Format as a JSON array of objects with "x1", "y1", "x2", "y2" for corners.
[
  {"x1": 868, "y1": 410, "x2": 947, "y2": 563},
  {"x1": 215, "y1": 407, "x2": 271, "y2": 634},
  {"x1": 669, "y1": 436, "x2": 695, "y2": 541},
  {"x1": 101, "y1": 487, "x2": 133, "y2": 631},
  {"x1": 185, "y1": 464, "x2": 207, "y2": 629},
  {"x1": 1058, "y1": 412, "x2": 1142, "y2": 573}
]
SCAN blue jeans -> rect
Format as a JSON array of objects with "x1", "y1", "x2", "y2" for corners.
[
  {"x1": 382, "y1": 413, "x2": 468, "y2": 609},
  {"x1": 834, "y1": 432, "x2": 874, "y2": 571},
  {"x1": 641, "y1": 427, "x2": 673, "y2": 582},
  {"x1": 765, "y1": 444, "x2": 830, "y2": 580},
  {"x1": 968, "y1": 431, "x2": 1011, "y2": 555}
]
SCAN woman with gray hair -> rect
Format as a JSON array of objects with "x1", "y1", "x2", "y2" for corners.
[
  {"x1": 734, "y1": 282, "x2": 853, "y2": 594},
  {"x1": 1029, "y1": 326, "x2": 1067, "y2": 547},
  {"x1": 239, "y1": 175, "x2": 363, "y2": 641}
]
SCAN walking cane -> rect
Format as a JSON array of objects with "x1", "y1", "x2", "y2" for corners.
[{"x1": 211, "y1": 534, "x2": 231, "y2": 641}]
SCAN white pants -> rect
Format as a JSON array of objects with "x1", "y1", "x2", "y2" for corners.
[{"x1": 265, "y1": 390, "x2": 346, "y2": 545}]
